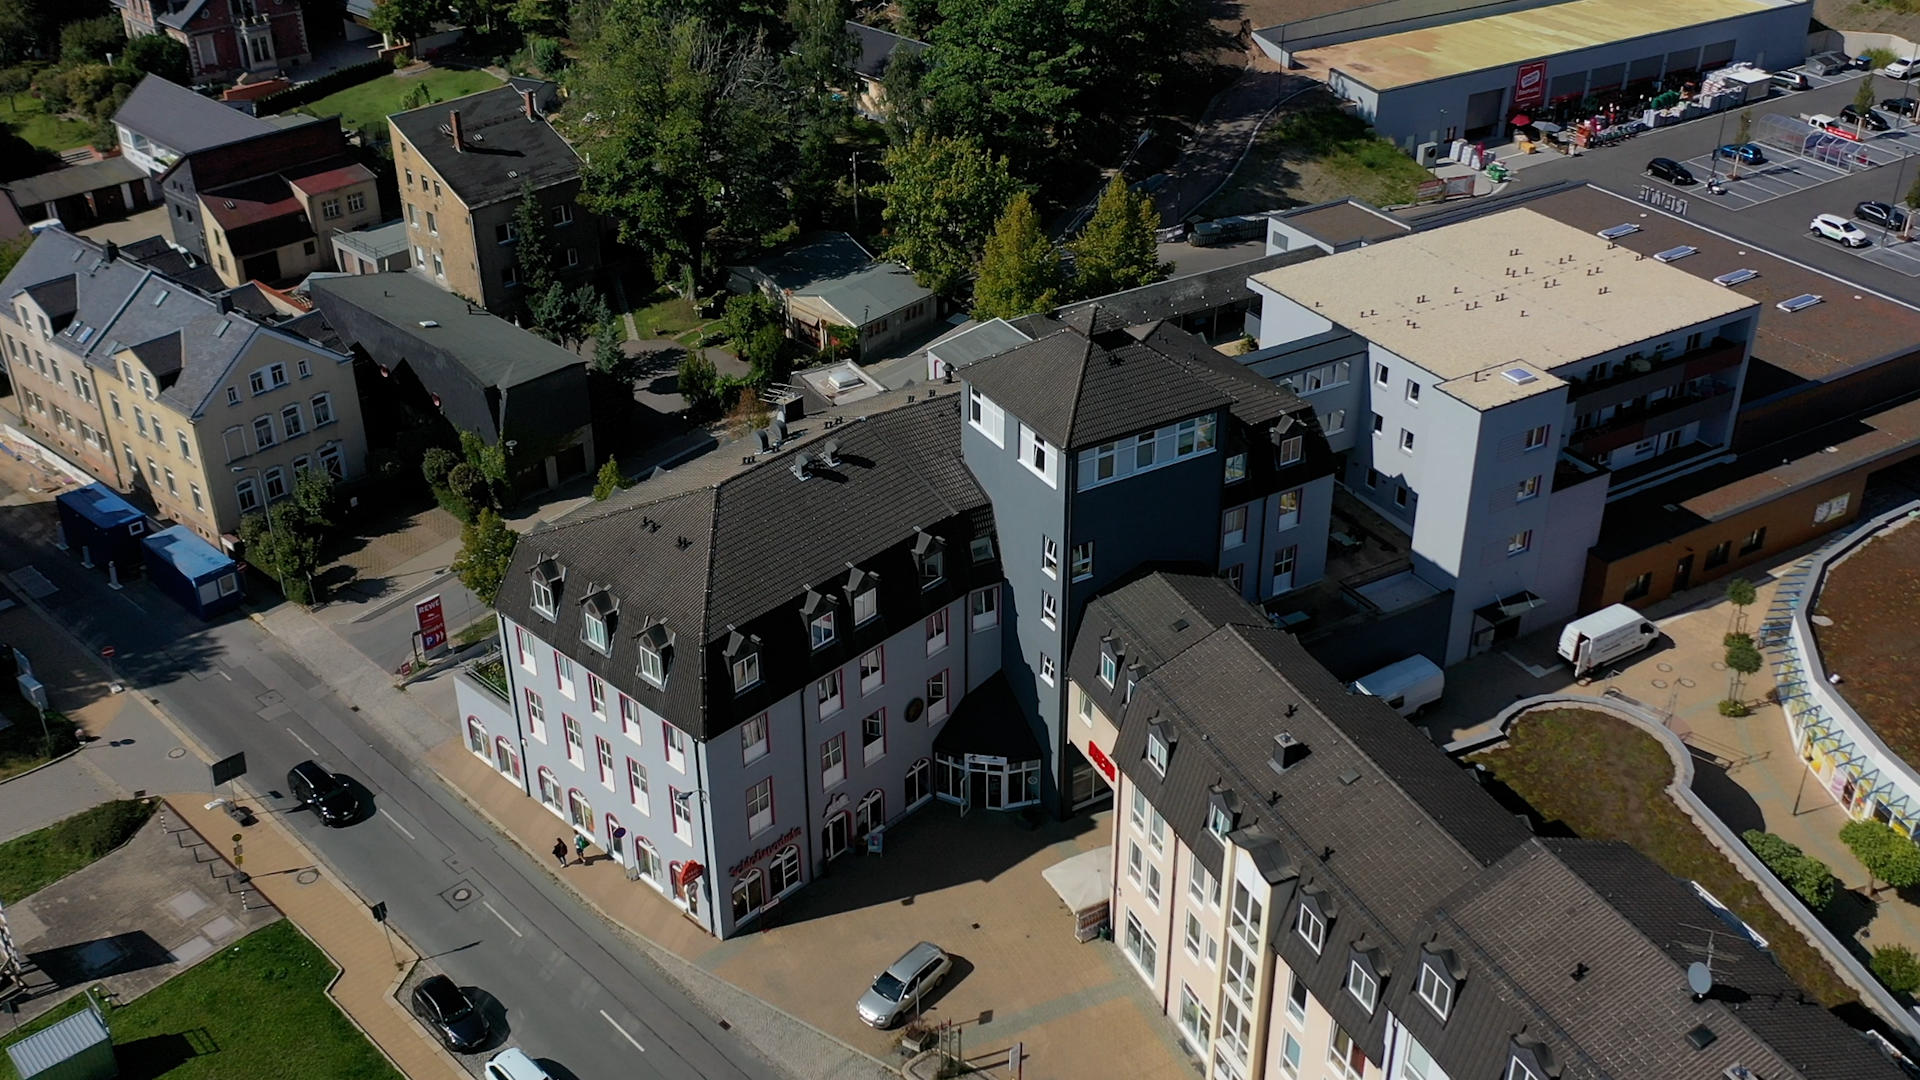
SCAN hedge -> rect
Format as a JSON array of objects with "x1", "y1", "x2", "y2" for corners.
[{"x1": 252, "y1": 60, "x2": 391, "y2": 117}]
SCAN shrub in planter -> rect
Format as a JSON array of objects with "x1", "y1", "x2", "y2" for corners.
[{"x1": 1718, "y1": 698, "x2": 1749, "y2": 717}]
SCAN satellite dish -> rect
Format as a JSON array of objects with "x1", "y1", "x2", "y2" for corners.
[{"x1": 1687, "y1": 961, "x2": 1714, "y2": 998}]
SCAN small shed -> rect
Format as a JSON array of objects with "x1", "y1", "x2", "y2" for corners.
[
  {"x1": 55, "y1": 484, "x2": 147, "y2": 576},
  {"x1": 6, "y1": 1006, "x2": 116, "y2": 1080},
  {"x1": 142, "y1": 525, "x2": 243, "y2": 619}
]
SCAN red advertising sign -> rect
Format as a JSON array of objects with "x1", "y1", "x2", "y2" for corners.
[
  {"x1": 416, "y1": 594, "x2": 448, "y2": 652},
  {"x1": 1087, "y1": 741, "x2": 1117, "y2": 783},
  {"x1": 1513, "y1": 60, "x2": 1548, "y2": 113}
]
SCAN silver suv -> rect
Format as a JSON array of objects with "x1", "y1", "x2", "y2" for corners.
[{"x1": 856, "y1": 942, "x2": 953, "y2": 1028}]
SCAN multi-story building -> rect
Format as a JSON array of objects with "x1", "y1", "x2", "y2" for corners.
[
  {"x1": 156, "y1": 116, "x2": 367, "y2": 264},
  {"x1": 198, "y1": 160, "x2": 381, "y2": 286},
  {"x1": 388, "y1": 82, "x2": 599, "y2": 313},
  {"x1": 1246, "y1": 206, "x2": 1759, "y2": 663},
  {"x1": 113, "y1": 75, "x2": 277, "y2": 189},
  {"x1": 0, "y1": 229, "x2": 366, "y2": 541},
  {"x1": 1073, "y1": 568, "x2": 1907, "y2": 1080},
  {"x1": 113, "y1": 0, "x2": 310, "y2": 84},
  {"x1": 958, "y1": 307, "x2": 1334, "y2": 809}
]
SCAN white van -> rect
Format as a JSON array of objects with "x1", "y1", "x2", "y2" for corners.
[
  {"x1": 1558, "y1": 604, "x2": 1660, "y2": 676},
  {"x1": 1349, "y1": 654, "x2": 1445, "y2": 717}
]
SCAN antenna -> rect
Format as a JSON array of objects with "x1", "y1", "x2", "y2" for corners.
[{"x1": 1687, "y1": 961, "x2": 1714, "y2": 1000}]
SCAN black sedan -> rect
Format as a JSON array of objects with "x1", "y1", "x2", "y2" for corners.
[
  {"x1": 1840, "y1": 104, "x2": 1892, "y2": 132},
  {"x1": 1856, "y1": 201, "x2": 1909, "y2": 232},
  {"x1": 410, "y1": 975, "x2": 491, "y2": 1053},
  {"x1": 287, "y1": 760, "x2": 361, "y2": 826},
  {"x1": 1883, "y1": 96, "x2": 1920, "y2": 118}
]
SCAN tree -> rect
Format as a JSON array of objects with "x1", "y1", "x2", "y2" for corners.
[
  {"x1": 677, "y1": 350, "x2": 720, "y2": 415},
  {"x1": 972, "y1": 191, "x2": 1061, "y2": 319},
  {"x1": 1071, "y1": 175, "x2": 1168, "y2": 299},
  {"x1": 0, "y1": 65, "x2": 29, "y2": 111},
  {"x1": 58, "y1": 15, "x2": 121, "y2": 66},
  {"x1": 1742, "y1": 829, "x2": 1836, "y2": 910},
  {"x1": 529, "y1": 281, "x2": 607, "y2": 350},
  {"x1": 509, "y1": 0, "x2": 566, "y2": 38},
  {"x1": 1728, "y1": 109, "x2": 1752, "y2": 179},
  {"x1": 0, "y1": 231, "x2": 26, "y2": 280},
  {"x1": 509, "y1": 183, "x2": 556, "y2": 299},
  {"x1": 458, "y1": 429, "x2": 508, "y2": 497},
  {"x1": 573, "y1": 5, "x2": 794, "y2": 286},
  {"x1": 591, "y1": 458, "x2": 624, "y2": 500},
  {"x1": 876, "y1": 132, "x2": 1021, "y2": 296},
  {"x1": 1872, "y1": 945, "x2": 1920, "y2": 994},
  {"x1": 743, "y1": 321, "x2": 788, "y2": 384},
  {"x1": 123, "y1": 33, "x2": 188, "y2": 84},
  {"x1": 590, "y1": 318, "x2": 630, "y2": 379},
  {"x1": 239, "y1": 470, "x2": 335, "y2": 605},
  {"x1": 1855, "y1": 73, "x2": 1879, "y2": 133},
  {"x1": 451, "y1": 509, "x2": 518, "y2": 606},
  {"x1": 370, "y1": 0, "x2": 450, "y2": 48},
  {"x1": 719, "y1": 292, "x2": 781, "y2": 352},
  {"x1": 1841, "y1": 819, "x2": 1920, "y2": 894},
  {"x1": 1722, "y1": 635, "x2": 1762, "y2": 711},
  {"x1": 1725, "y1": 576, "x2": 1756, "y2": 633}
]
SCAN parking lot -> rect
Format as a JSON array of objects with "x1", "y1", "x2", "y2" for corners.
[
  {"x1": 1854, "y1": 232, "x2": 1920, "y2": 276},
  {"x1": 1664, "y1": 124, "x2": 1920, "y2": 211}
]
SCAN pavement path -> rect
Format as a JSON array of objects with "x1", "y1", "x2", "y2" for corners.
[{"x1": 1154, "y1": 60, "x2": 1294, "y2": 226}]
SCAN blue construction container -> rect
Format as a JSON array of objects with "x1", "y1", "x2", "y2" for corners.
[
  {"x1": 141, "y1": 525, "x2": 243, "y2": 619},
  {"x1": 54, "y1": 483, "x2": 146, "y2": 577}
]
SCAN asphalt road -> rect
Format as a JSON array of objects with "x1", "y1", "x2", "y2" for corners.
[
  {"x1": 0, "y1": 502, "x2": 784, "y2": 1080},
  {"x1": 1445, "y1": 71, "x2": 1920, "y2": 305}
]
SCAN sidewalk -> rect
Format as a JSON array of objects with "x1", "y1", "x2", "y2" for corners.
[{"x1": 167, "y1": 793, "x2": 465, "y2": 1080}]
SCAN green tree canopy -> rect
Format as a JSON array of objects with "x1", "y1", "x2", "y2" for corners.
[
  {"x1": 1873, "y1": 944, "x2": 1920, "y2": 993},
  {"x1": 1841, "y1": 819, "x2": 1920, "y2": 893},
  {"x1": 677, "y1": 351, "x2": 720, "y2": 415},
  {"x1": 123, "y1": 33, "x2": 188, "y2": 84},
  {"x1": 876, "y1": 131, "x2": 1020, "y2": 296},
  {"x1": 452, "y1": 509, "x2": 519, "y2": 606},
  {"x1": 509, "y1": 182, "x2": 557, "y2": 301},
  {"x1": 370, "y1": 0, "x2": 451, "y2": 48},
  {"x1": 240, "y1": 469, "x2": 335, "y2": 605},
  {"x1": 1070, "y1": 175, "x2": 1167, "y2": 299},
  {"x1": 972, "y1": 191, "x2": 1061, "y2": 320},
  {"x1": 591, "y1": 458, "x2": 623, "y2": 500},
  {"x1": 57, "y1": 15, "x2": 121, "y2": 66}
]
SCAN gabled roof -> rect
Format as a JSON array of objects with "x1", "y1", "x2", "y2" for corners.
[
  {"x1": 960, "y1": 308, "x2": 1245, "y2": 449},
  {"x1": 307, "y1": 272, "x2": 579, "y2": 390},
  {"x1": 847, "y1": 21, "x2": 928, "y2": 79},
  {"x1": 739, "y1": 233, "x2": 933, "y2": 323},
  {"x1": 388, "y1": 83, "x2": 580, "y2": 209},
  {"x1": 113, "y1": 75, "x2": 274, "y2": 158}
]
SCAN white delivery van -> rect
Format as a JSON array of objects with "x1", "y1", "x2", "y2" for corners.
[
  {"x1": 1349, "y1": 654, "x2": 1445, "y2": 717},
  {"x1": 1558, "y1": 604, "x2": 1660, "y2": 676}
]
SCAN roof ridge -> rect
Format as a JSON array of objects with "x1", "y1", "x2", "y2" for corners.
[{"x1": 1062, "y1": 330, "x2": 1098, "y2": 443}]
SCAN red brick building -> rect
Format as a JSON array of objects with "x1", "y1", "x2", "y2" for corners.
[{"x1": 114, "y1": 0, "x2": 310, "y2": 83}]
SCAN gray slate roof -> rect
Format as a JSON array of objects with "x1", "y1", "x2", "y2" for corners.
[
  {"x1": 113, "y1": 75, "x2": 274, "y2": 157},
  {"x1": 742, "y1": 233, "x2": 932, "y2": 324},
  {"x1": 847, "y1": 21, "x2": 928, "y2": 79},
  {"x1": 389, "y1": 83, "x2": 580, "y2": 209},
  {"x1": 1053, "y1": 249, "x2": 1318, "y2": 328},
  {"x1": 925, "y1": 318, "x2": 1032, "y2": 370},
  {"x1": 308, "y1": 272, "x2": 579, "y2": 389},
  {"x1": 4, "y1": 156, "x2": 149, "y2": 208}
]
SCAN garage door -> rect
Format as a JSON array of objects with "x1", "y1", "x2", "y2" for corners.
[{"x1": 1465, "y1": 88, "x2": 1505, "y2": 137}]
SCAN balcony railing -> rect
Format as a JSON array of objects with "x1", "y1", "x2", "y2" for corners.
[
  {"x1": 1569, "y1": 381, "x2": 1735, "y2": 454},
  {"x1": 1567, "y1": 339, "x2": 1745, "y2": 405}
]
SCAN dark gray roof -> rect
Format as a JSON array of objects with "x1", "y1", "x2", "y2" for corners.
[
  {"x1": 4, "y1": 156, "x2": 149, "y2": 208},
  {"x1": 740, "y1": 233, "x2": 932, "y2": 323},
  {"x1": 960, "y1": 309, "x2": 1241, "y2": 450},
  {"x1": 113, "y1": 75, "x2": 274, "y2": 157},
  {"x1": 924, "y1": 318, "x2": 1033, "y2": 369},
  {"x1": 494, "y1": 396, "x2": 993, "y2": 739},
  {"x1": 1054, "y1": 249, "x2": 1318, "y2": 327},
  {"x1": 847, "y1": 21, "x2": 929, "y2": 79},
  {"x1": 309, "y1": 272, "x2": 579, "y2": 389},
  {"x1": 1131, "y1": 320, "x2": 1310, "y2": 428},
  {"x1": 389, "y1": 83, "x2": 580, "y2": 209}
]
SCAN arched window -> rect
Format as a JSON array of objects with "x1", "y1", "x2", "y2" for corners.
[
  {"x1": 905, "y1": 758, "x2": 931, "y2": 807},
  {"x1": 494, "y1": 736, "x2": 522, "y2": 781},
  {"x1": 605, "y1": 814, "x2": 626, "y2": 865},
  {"x1": 769, "y1": 845, "x2": 801, "y2": 896},
  {"x1": 732, "y1": 869, "x2": 766, "y2": 922},
  {"x1": 856, "y1": 789, "x2": 884, "y2": 836},
  {"x1": 567, "y1": 789, "x2": 595, "y2": 833},
  {"x1": 466, "y1": 715, "x2": 488, "y2": 755},
  {"x1": 537, "y1": 766, "x2": 560, "y2": 808},
  {"x1": 634, "y1": 837, "x2": 662, "y2": 888}
]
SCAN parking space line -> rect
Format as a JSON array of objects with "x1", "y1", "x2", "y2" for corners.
[
  {"x1": 286, "y1": 727, "x2": 317, "y2": 755},
  {"x1": 600, "y1": 1009, "x2": 646, "y2": 1052},
  {"x1": 480, "y1": 899, "x2": 523, "y2": 937},
  {"x1": 378, "y1": 807, "x2": 417, "y2": 841}
]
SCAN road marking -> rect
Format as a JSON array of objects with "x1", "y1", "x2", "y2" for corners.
[
  {"x1": 378, "y1": 808, "x2": 417, "y2": 841},
  {"x1": 481, "y1": 900, "x2": 523, "y2": 937},
  {"x1": 218, "y1": 670, "x2": 232, "y2": 681},
  {"x1": 600, "y1": 1009, "x2": 645, "y2": 1052},
  {"x1": 285, "y1": 728, "x2": 318, "y2": 755}
]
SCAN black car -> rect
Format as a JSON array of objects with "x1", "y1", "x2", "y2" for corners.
[
  {"x1": 411, "y1": 975, "x2": 490, "y2": 1053},
  {"x1": 1857, "y1": 200, "x2": 1909, "y2": 231},
  {"x1": 1646, "y1": 157, "x2": 1695, "y2": 185},
  {"x1": 287, "y1": 760, "x2": 360, "y2": 825},
  {"x1": 1883, "y1": 96, "x2": 1920, "y2": 118},
  {"x1": 1840, "y1": 104, "x2": 1892, "y2": 132}
]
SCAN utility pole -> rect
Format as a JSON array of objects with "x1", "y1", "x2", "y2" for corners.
[{"x1": 851, "y1": 152, "x2": 860, "y2": 234}]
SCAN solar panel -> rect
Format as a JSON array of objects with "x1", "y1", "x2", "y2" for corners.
[
  {"x1": 1777, "y1": 293, "x2": 1823, "y2": 313},
  {"x1": 1597, "y1": 224, "x2": 1641, "y2": 240},
  {"x1": 1713, "y1": 268, "x2": 1759, "y2": 286},
  {"x1": 1654, "y1": 245, "x2": 1698, "y2": 263}
]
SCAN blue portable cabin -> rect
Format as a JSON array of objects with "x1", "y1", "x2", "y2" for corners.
[
  {"x1": 141, "y1": 525, "x2": 243, "y2": 619},
  {"x1": 54, "y1": 483, "x2": 147, "y2": 576}
]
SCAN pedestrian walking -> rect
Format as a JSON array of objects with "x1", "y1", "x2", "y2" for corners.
[
  {"x1": 574, "y1": 833, "x2": 590, "y2": 865},
  {"x1": 552, "y1": 838, "x2": 568, "y2": 868}
]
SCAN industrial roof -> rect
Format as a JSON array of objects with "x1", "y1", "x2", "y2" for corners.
[
  {"x1": 1249, "y1": 207, "x2": 1758, "y2": 409},
  {"x1": 1302, "y1": 0, "x2": 1795, "y2": 91},
  {"x1": 144, "y1": 524, "x2": 235, "y2": 580},
  {"x1": 739, "y1": 234, "x2": 933, "y2": 325},
  {"x1": 4, "y1": 156, "x2": 149, "y2": 208},
  {"x1": 1272, "y1": 198, "x2": 1411, "y2": 249},
  {"x1": 308, "y1": 272, "x2": 579, "y2": 390},
  {"x1": 332, "y1": 220, "x2": 411, "y2": 260}
]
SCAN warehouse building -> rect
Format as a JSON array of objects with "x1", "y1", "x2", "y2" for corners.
[{"x1": 1257, "y1": 0, "x2": 1810, "y2": 150}]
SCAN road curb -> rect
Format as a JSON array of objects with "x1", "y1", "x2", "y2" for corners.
[
  {"x1": 426, "y1": 757, "x2": 898, "y2": 1080},
  {"x1": 0, "y1": 744, "x2": 85, "y2": 785}
]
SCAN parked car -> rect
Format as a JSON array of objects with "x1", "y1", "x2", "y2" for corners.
[
  {"x1": 1810, "y1": 213, "x2": 1872, "y2": 247},
  {"x1": 857, "y1": 942, "x2": 954, "y2": 1029},
  {"x1": 287, "y1": 760, "x2": 360, "y2": 825},
  {"x1": 1645, "y1": 157, "x2": 1695, "y2": 185},
  {"x1": 1856, "y1": 200, "x2": 1909, "y2": 231},
  {"x1": 1887, "y1": 57, "x2": 1920, "y2": 79},
  {"x1": 1883, "y1": 96, "x2": 1920, "y2": 117},
  {"x1": 485, "y1": 1049, "x2": 552, "y2": 1080},
  {"x1": 1806, "y1": 51, "x2": 1852, "y2": 75},
  {"x1": 1840, "y1": 104, "x2": 1891, "y2": 131},
  {"x1": 1771, "y1": 70, "x2": 1811, "y2": 91},
  {"x1": 410, "y1": 975, "x2": 490, "y2": 1053},
  {"x1": 1715, "y1": 143, "x2": 1765, "y2": 165}
]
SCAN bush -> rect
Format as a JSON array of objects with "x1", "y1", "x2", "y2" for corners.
[
  {"x1": 1741, "y1": 829, "x2": 1837, "y2": 910},
  {"x1": 527, "y1": 36, "x2": 564, "y2": 74},
  {"x1": 421, "y1": 446, "x2": 459, "y2": 488},
  {"x1": 1724, "y1": 631, "x2": 1754, "y2": 649},
  {"x1": 591, "y1": 458, "x2": 623, "y2": 501},
  {"x1": 1873, "y1": 944, "x2": 1920, "y2": 993},
  {"x1": 1718, "y1": 698, "x2": 1750, "y2": 717},
  {"x1": 678, "y1": 351, "x2": 720, "y2": 416},
  {"x1": 439, "y1": 462, "x2": 484, "y2": 523}
]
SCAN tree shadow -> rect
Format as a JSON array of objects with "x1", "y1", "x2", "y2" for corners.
[
  {"x1": 1820, "y1": 887, "x2": 1879, "y2": 939},
  {"x1": 1687, "y1": 753, "x2": 1767, "y2": 836},
  {"x1": 117, "y1": 1029, "x2": 213, "y2": 1080}
]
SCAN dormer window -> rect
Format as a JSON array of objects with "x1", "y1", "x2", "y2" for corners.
[
  {"x1": 580, "y1": 589, "x2": 617, "y2": 654},
  {"x1": 635, "y1": 622, "x2": 673, "y2": 688},
  {"x1": 585, "y1": 610, "x2": 610, "y2": 650},
  {"x1": 811, "y1": 611, "x2": 836, "y2": 649},
  {"x1": 1506, "y1": 1038, "x2": 1555, "y2": 1080},
  {"x1": 969, "y1": 535, "x2": 995, "y2": 563},
  {"x1": 1124, "y1": 667, "x2": 1139, "y2": 704},
  {"x1": 914, "y1": 532, "x2": 944, "y2": 588},
  {"x1": 529, "y1": 558, "x2": 563, "y2": 619},
  {"x1": 845, "y1": 567, "x2": 880, "y2": 624},
  {"x1": 724, "y1": 630, "x2": 761, "y2": 694},
  {"x1": 1100, "y1": 639, "x2": 1120, "y2": 687},
  {"x1": 1206, "y1": 788, "x2": 1235, "y2": 839},
  {"x1": 1418, "y1": 949, "x2": 1458, "y2": 1020},
  {"x1": 1346, "y1": 945, "x2": 1385, "y2": 1014},
  {"x1": 1296, "y1": 899, "x2": 1326, "y2": 954},
  {"x1": 1145, "y1": 719, "x2": 1173, "y2": 776}
]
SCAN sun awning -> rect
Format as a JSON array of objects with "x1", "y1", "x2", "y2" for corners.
[{"x1": 1042, "y1": 847, "x2": 1111, "y2": 914}]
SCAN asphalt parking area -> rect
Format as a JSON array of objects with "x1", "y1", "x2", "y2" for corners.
[
  {"x1": 1674, "y1": 154, "x2": 1846, "y2": 209},
  {"x1": 1856, "y1": 235, "x2": 1920, "y2": 277},
  {"x1": 1803, "y1": 68, "x2": 1869, "y2": 91}
]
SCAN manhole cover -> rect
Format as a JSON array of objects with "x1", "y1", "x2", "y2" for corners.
[
  {"x1": 1711, "y1": 661, "x2": 1727, "y2": 671},
  {"x1": 167, "y1": 747, "x2": 187, "y2": 759},
  {"x1": 1678, "y1": 678, "x2": 1696, "y2": 688},
  {"x1": 1651, "y1": 679, "x2": 1668, "y2": 689},
  {"x1": 296, "y1": 869, "x2": 321, "y2": 885},
  {"x1": 440, "y1": 880, "x2": 481, "y2": 910},
  {"x1": 256, "y1": 690, "x2": 284, "y2": 707},
  {"x1": 1656, "y1": 663, "x2": 1673, "y2": 672}
]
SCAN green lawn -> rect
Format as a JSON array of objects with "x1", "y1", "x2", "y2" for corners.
[
  {"x1": 1473, "y1": 709, "x2": 1858, "y2": 1008},
  {"x1": 0, "y1": 94, "x2": 94, "y2": 153},
  {"x1": 0, "y1": 693, "x2": 78, "y2": 782},
  {"x1": 634, "y1": 290, "x2": 706, "y2": 339},
  {"x1": 453, "y1": 612, "x2": 499, "y2": 648},
  {"x1": 293, "y1": 68, "x2": 503, "y2": 136},
  {"x1": 0, "y1": 799, "x2": 152, "y2": 902},
  {"x1": 0, "y1": 921, "x2": 402, "y2": 1080}
]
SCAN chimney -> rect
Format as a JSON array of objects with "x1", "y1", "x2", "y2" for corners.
[
  {"x1": 449, "y1": 109, "x2": 463, "y2": 153},
  {"x1": 102, "y1": 240, "x2": 118, "y2": 263},
  {"x1": 522, "y1": 88, "x2": 537, "y2": 121}
]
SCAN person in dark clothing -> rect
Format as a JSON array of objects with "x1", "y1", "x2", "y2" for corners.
[{"x1": 552, "y1": 838, "x2": 569, "y2": 867}]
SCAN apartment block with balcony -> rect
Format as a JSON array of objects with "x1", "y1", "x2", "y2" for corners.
[
  {"x1": 1072, "y1": 568, "x2": 1907, "y2": 1080},
  {"x1": 0, "y1": 229, "x2": 365, "y2": 541},
  {"x1": 459, "y1": 397, "x2": 1004, "y2": 938},
  {"x1": 1247, "y1": 207, "x2": 1759, "y2": 664}
]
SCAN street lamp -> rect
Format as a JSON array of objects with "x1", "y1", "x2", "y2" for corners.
[{"x1": 230, "y1": 464, "x2": 284, "y2": 595}]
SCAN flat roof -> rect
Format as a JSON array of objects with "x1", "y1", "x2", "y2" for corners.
[
  {"x1": 1250, "y1": 207, "x2": 1757, "y2": 409},
  {"x1": 1276, "y1": 199, "x2": 1411, "y2": 248},
  {"x1": 1304, "y1": 0, "x2": 1794, "y2": 92}
]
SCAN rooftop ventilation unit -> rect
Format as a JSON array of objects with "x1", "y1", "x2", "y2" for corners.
[
  {"x1": 1654, "y1": 245, "x2": 1698, "y2": 263},
  {"x1": 1269, "y1": 732, "x2": 1309, "y2": 774},
  {"x1": 1713, "y1": 268, "x2": 1759, "y2": 286},
  {"x1": 789, "y1": 457, "x2": 811, "y2": 482},
  {"x1": 1597, "y1": 223, "x2": 1641, "y2": 240},
  {"x1": 827, "y1": 367, "x2": 864, "y2": 392},
  {"x1": 1777, "y1": 293, "x2": 1823, "y2": 313},
  {"x1": 1501, "y1": 368, "x2": 1537, "y2": 385},
  {"x1": 418, "y1": 319, "x2": 439, "y2": 328},
  {"x1": 818, "y1": 439, "x2": 841, "y2": 468}
]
